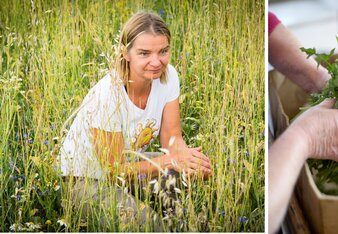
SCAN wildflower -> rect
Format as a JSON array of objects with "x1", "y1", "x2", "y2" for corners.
[
  {"x1": 9, "y1": 223, "x2": 24, "y2": 231},
  {"x1": 57, "y1": 219, "x2": 67, "y2": 228},
  {"x1": 45, "y1": 220, "x2": 52, "y2": 225},
  {"x1": 99, "y1": 52, "x2": 105, "y2": 60},
  {"x1": 238, "y1": 216, "x2": 249, "y2": 224},
  {"x1": 159, "y1": 9, "x2": 165, "y2": 18},
  {"x1": 137, "y1": 173, "x2": 147, "y2": 181},
  {"x1": 27, "y1": 139, "x2": 33, "y2": 144},
  {"x1": 179, "y1": 219, "x2": 186, "y2": 229},
  {"x1": 15, "y1": 132, "x2": 19, "y2": 140},
  {"x1": 16, "y1": 194, "x2": 22, "y2": 201},
  {"x1": 54, "y1": 180, "x2": 60, "y2": 191},
  {"x1": 245, "y1": 151, "x2": 250, "y2": 156},
  {"x1": 25, "y1": 222, "x2": 41, "y2": 231},
  {"x1": 23, "y1": 133, "x2": 28, "y2": 139},
  {"x1": 9, "y1": 160, "x2": 15, "y2": 169},
  {"x1": 227, "y1": 158, "x2": 236, "y2": 164},
  {"x1": 217, "y1": 209, "x2": 225, "y2": 217},
  {"x1": 43, "y1": 140, "x2": 48, "y2": 145},
  {"x1": 196, "y1": 133, "x2": 204, "y2": 141}
]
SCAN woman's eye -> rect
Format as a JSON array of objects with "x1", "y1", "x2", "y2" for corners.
[
  {"x1": 160, "y1": 49, "x2": 169, "y2": 55},
  {"x1": 139, "y1": 52, "x2": 149, "y2": 56}
]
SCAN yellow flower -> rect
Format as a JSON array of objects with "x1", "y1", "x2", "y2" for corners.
[{"x1": 45, "y1": 220, "x2": 52, "y2": 225}]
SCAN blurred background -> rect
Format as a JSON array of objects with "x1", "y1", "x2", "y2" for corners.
[{"x1": 269, "y1": 0, "x2": 337, "y2": 53}]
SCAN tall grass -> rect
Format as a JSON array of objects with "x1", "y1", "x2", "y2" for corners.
[{"x1": 0, "y1": 0, "x2": 264, "y2": 232}]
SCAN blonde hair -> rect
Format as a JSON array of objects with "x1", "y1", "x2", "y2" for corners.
[{"x1": 115, "y1": 11, "x2": 171, "y2": 84}]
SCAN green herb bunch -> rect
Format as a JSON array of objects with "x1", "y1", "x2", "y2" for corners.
[
  {"x1": 301, "y1": 37, "x2": 338, "y2": 106},
  {"x1": 301, "y1": 37, "x2": 338, "y2": 195}
]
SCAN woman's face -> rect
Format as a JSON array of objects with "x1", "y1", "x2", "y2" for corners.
[{"x1": 124, "y1": 33, "x2": 170, "y2": 82}]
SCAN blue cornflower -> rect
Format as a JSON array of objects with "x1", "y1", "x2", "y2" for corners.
[
  {"x1": 27, "y1": 139, "x2": 33, "y2": 144},
  {"x1": 16, "y1": 194, "x2": 21, "y2": 201},
  {"x1": 137, "y1": 173, "x2": 146, "y2": 181},
  {"x1": 159, "y1": 9, "x2": 165, "y2": 18},
  {"x1": 43, "y1": 140, "x2": 48, "y2": 145},
  {"x1": 238, "y1": 216, "x2": 249, "y2": 225},
  {"x1": 15, "y1": 132, "x2": 19, "y2": 140},
  {"x1": 21, "y1": 175, "x2": 26, "y2": 180},
  {"x1": 245, "y1": 151, "x2": 250, "y2": 156},
  {"x1": 23, "y1": 133, "x2": 28, "y2": 139},
  {"x1": 9, "y1": 160, "x2": 14, "y2": 169}
]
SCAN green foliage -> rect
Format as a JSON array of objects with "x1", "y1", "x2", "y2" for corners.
[{"x1": 300, "y1": 46, "x2": 338, "y2": 106}]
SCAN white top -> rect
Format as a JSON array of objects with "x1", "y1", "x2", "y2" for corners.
[{"x1": 59, "y1": 64, "x2": 180, "y2": 179}]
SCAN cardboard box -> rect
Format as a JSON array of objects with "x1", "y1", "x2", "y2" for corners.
[
  {"x1": 297, "y1": 164, "x2": 338, "y2": 234},
  {"x1": 269, "y1": 70, "x2": 338, "y2": 234}
]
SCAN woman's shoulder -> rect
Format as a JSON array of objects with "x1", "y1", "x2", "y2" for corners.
[
  {"x1": 165, "y1": 64, "x2": 180, "y2": 85},
  {"x1": 83, "y1": 71, "x2": 123, "y2": 103},
  {"x1": 167, "y1": 64, "x2": 178, "y2": 74},
  {"x1": 98, "y1": 71, "x2": 123, "y2": 87},
  {"x1": 90, "y1": 71, "x2": 123, "y2": 94}
]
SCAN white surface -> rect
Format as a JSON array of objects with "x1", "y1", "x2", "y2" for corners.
[{"x1": 269, "y1": 0, "x2": 338, "y2": 52}]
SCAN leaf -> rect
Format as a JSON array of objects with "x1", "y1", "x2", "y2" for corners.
[{"x1": 300, "y1": 47, "x2": 316, "y2": 58}]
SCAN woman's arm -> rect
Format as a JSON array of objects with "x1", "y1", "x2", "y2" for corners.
[
  {"x1": 269, "y1": 23, "x2": 330, "y2": 93},
  {"x1": 160, "y1": 98, "x2": 212, "y2": 177},
  {"x1": 269, "y1": 99, "x2": 338, "y2": 233}
]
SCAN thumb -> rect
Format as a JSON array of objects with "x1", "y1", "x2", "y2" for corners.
[{"x1": 316, "y1": 98, "x2": 336, "y2": 109}]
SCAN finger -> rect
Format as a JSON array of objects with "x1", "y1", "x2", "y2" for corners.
[
  {"x1": 317, "y1": 98, "x2": 336, "y2": 109},
  {"x1": 191, "y1": 146, "x2": 202, "y2": 152},
  {"x1": 190, "y1": 150, "x2": 210, "y2": 163},
  {"x1": 185, "y1": 168, "x2": 196, "y2": 176},
  {"x1": 188, "y1": 160, "x2": 212, "y2": 171},
  {"x1": 195, "y1": 165, "x2": 213, "y2": 177},
  {"x1": 203, "y1": 170, "x2": 213, "y2": 179}
]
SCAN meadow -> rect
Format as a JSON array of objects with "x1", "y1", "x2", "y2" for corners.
[{"x1": 0, "y1": 0, "x2": 264, "y2": 232}]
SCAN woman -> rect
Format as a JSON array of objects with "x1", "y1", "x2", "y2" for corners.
[{"x1": 59, "y1": 11, "x2": 212, "y2": 231}]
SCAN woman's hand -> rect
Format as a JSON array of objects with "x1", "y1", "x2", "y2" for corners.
[
  {"x1": 289, "y1": 98, "x2": 338, "y2": 161},
  {"x1": 167, "y1": 146, "x2": 213, "y2": 178}
]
